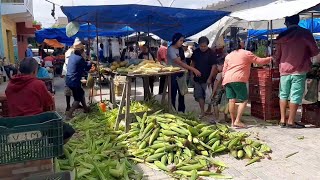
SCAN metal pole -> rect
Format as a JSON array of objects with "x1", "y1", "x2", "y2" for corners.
[
  {"x1": 311, "y1": 13, "x2": 314, "y2": 33},
  {"x1": 270, "y1": 20, "x2": 274, "y2": 68},
  {"x1": 96, "y1": 12, "x2": 103, "y2": 103},
  {"x1": 148, "y1": 16, "x2": 150, "y2": 59},
  {"x1": 87, "y1": 22, "x2": 90, "y2": 59}
]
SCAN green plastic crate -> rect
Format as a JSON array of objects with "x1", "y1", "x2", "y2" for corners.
[{"x1": 0, "y1": 112, "x2": 63, "y2": 165}]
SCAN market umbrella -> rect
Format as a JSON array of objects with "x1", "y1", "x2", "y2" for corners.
[{"x1": 43, "y1": 39, "x2": 64, "y2": 48}]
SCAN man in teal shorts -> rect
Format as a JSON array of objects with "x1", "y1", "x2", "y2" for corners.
[{"x1": 275, "y1": 14, "x2": 319, "y2": 128}]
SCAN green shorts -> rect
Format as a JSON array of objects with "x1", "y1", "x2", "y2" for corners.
[
  {"x1": 279, "y1": 74, "x2": 306, "y2": 104},
  {"x1": 225, "y1": 82, "x2": 248, "y2": 102}
]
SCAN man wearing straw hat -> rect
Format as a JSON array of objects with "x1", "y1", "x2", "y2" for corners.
[{"x1": 65, "y1": 40, "x2": 91, "y2": 120}]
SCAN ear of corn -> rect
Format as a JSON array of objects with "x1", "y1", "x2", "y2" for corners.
[{"x1": 59, "y1": 102, "x2": 271, "y2": 179}]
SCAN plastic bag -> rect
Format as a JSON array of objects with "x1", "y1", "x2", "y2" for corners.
[
  {"x1": 176, "y1": 73, "x2": 188, "y2": 96},
  {"x1": 205, "y1": 85, "x2": 213, "y2": 104},
  {"x1": 219, "y1": 92, "x2": 228, "y2": 114},
  {"x1": 304, "y1": 79, "x2": 319, "y2": 103}
]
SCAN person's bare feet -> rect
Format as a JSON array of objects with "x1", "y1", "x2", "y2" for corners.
[{"x1": 233, "y1": 121, "x2": 246, "y2": 129}]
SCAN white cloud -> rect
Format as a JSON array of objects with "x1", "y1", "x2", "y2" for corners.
[{"x1": 34, "y1": 0, "x2": 220, "y2": 27}]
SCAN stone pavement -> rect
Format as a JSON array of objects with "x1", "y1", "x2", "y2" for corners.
[{"x1": 1, "y1": 77, "x2": 319, "y2": 179}]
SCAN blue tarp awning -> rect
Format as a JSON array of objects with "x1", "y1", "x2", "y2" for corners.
[
  {"x1": 60, "y1": 4, "x2": 230, "y2": 41},
  {"x1": 35, "y1": 24, "x2": 134, "y2": 46},
  {"x1": 248, "y1": 18, "x2": 320, "y2": 38}
]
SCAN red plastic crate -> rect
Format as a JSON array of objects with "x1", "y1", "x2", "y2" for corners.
[
  {"x1": 251, "y1": 102, "x2": 281, "y2": 120},
  {"x1": 249, "y1": 84, "x2": 279, "y2": 105},
  {"x1": 250, "y1": 68, "x2": 280, "y2": 86},
  {"x1": 0, "y1": 94, "x2": 9, "y2": 117},
  {"x1": 301, "y1": 103, "x2": 320, "y2": 127},
  {"x1": 250, "y1": 68, "x2": 280, "y2": 79}
]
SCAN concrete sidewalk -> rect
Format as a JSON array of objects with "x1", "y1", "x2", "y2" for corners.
[{"x1": 1, "y1": 77, "x2": 319, "y2": 179}]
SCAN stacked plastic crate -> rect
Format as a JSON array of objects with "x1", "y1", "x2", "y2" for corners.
[
  {"x1": 301, "y1": 102, "x2": 320, "y2": 127},
  {"x1": 249, "y1": 68, "x2": 281, "y2": 120}
]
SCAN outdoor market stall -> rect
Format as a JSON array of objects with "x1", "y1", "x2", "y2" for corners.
[
  {"x1": 35, "y1": 24, "x2": 135, "y2": 46},
  {"x1": 61, "y1": 4, "x2": 230, "y2": 129}
]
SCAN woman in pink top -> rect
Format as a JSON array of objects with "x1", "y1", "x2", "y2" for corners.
[{"x1": 222, "y1": 41, "x2": 271, "y2": 128}]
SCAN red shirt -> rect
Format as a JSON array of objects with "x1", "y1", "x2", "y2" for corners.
[
  {"x1": 275, "y1": 26, "x2": 319, "y2": 75},
  {"x1": 157, "y1": 45, "x2": 168, "y2": 63},
  {"x1": 5, "y1": 74, "x2": 54, "y2": 117}
]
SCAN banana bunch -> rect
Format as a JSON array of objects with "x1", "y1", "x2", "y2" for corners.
[{"x1": 120, "y1": 112, "x2": 272, "y2": 179}]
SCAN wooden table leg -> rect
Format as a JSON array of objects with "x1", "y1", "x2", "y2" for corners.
[
  {"x1": 161, "y1": 75, "x2": 168, "y2": 105},
  {"x1": 168, "y1": 75, "x2": 172, "y2": 112},
  {"x1": 115, "y1": 82, "x2": 127, "y2": 130},
  {"x1": 143, "y1": 77, "x2": 151, "y2": 101},
  {"x1": 110, "y1": 76, "x2": 116, "y2": 109},
  {"x1": 134, "y1": 78, "x2": 137, "y2": 101},
  {"x1": 125, "y1": 77, "x2": 132, "y2": 132}
]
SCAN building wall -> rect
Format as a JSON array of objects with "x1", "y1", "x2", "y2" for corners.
[
  {"x1": 2, "y1": 15, "x2": 17, "y2": 63},
  {"x1": 17, "y1": 22, "x2": 36, "y2": 60}
]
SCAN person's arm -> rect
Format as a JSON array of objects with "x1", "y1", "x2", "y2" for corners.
[
  {"x1": 212, "y1": 76, "x2": 223, "y2": 96},
  {"x1": 274, "y1": 42, "x2": 281, "y2": 67},
  {"x1": 174, "y1": 58, "x2": 201, "y2": 77},
  {"x1": 247, "y1": 51, "x2": 271, "y2": 65},
  {"x1": 207, "y1": 52, "x2": 219, "y2": 84},
  {"x1": 207, "y1": 65, "x2": 218, "y2": 84},
  {"x1": 306, "y1": 32, "x2": 320, "y2": 57},
  {"x1": 39, "y1": 82, "x2": 54, "y2": 111}
]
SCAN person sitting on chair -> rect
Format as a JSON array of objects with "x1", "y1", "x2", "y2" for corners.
[
  {"x1": 34, "y1": 57, "x2": 50, "y2": 79},
  {"x1": 5, "y1": 57, "x2": 75, "y2": 143}
]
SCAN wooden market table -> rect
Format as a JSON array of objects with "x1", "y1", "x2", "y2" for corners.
[{"x1": 114, "y1": 70, "x2": 185, "y2": 132}]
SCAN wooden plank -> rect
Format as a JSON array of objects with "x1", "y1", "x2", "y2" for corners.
[
  {"x1": 115, "y1": 82, "x2": 127, "y2": 130},
  {"x1": 125, "y1": 77, "x2": 132, "y2": 132},
  {"x1": 117, "y1": 110, "x2": 155, "y2": 121},
  {"x1": 167, "y1": 75, "x2": 173, "y2": 112},
  {"x1": 161, "y1": 75, "x2": 168, "y2": 105}
]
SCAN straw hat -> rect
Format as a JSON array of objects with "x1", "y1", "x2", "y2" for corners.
[
  {"x1": 73, "y1": 38, "x2": 84, "y2": 50},
  {"x1": 33, "y1": 56, "x2": 42, "y2": 65}
]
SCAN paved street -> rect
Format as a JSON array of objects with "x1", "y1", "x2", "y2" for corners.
[{"x1": 1, "y1": 76, "x2": 319, "y2": 180}]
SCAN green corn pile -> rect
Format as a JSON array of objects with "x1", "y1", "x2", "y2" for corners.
[
  {"x1": 58, "y1": 102, "x2": 272, "y2": 179},
  {"x1": 120, "y1": 112, "x2": 272, "y2": 179}
]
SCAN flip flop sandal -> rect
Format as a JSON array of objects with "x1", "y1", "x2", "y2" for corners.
[
  {"x1": 286, "y1": 123, "x2": 305, "y2": 129},
  {"x1": 279, "y1": 122, "x2": 286, "y2": 128}
]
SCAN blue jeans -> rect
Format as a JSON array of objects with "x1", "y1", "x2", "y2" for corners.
[{"x1": 171, "y1": 73, "x2": 185, "y2": 112}]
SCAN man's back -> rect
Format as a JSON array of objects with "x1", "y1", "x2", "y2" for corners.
[
  {"x1": 275, "y1": 26, "x2": 319, "y2": 75},
  {"x1": 5, "y1": 74, "x2": 53, "y2": 117}
]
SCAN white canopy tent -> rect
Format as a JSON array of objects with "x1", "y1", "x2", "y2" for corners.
[
  {"x1": 230, "y1": 0, "x2": 320, "y2": 21},
  {"x1": 190, "y1": 0, "x2": 320, "y2": 47}
]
